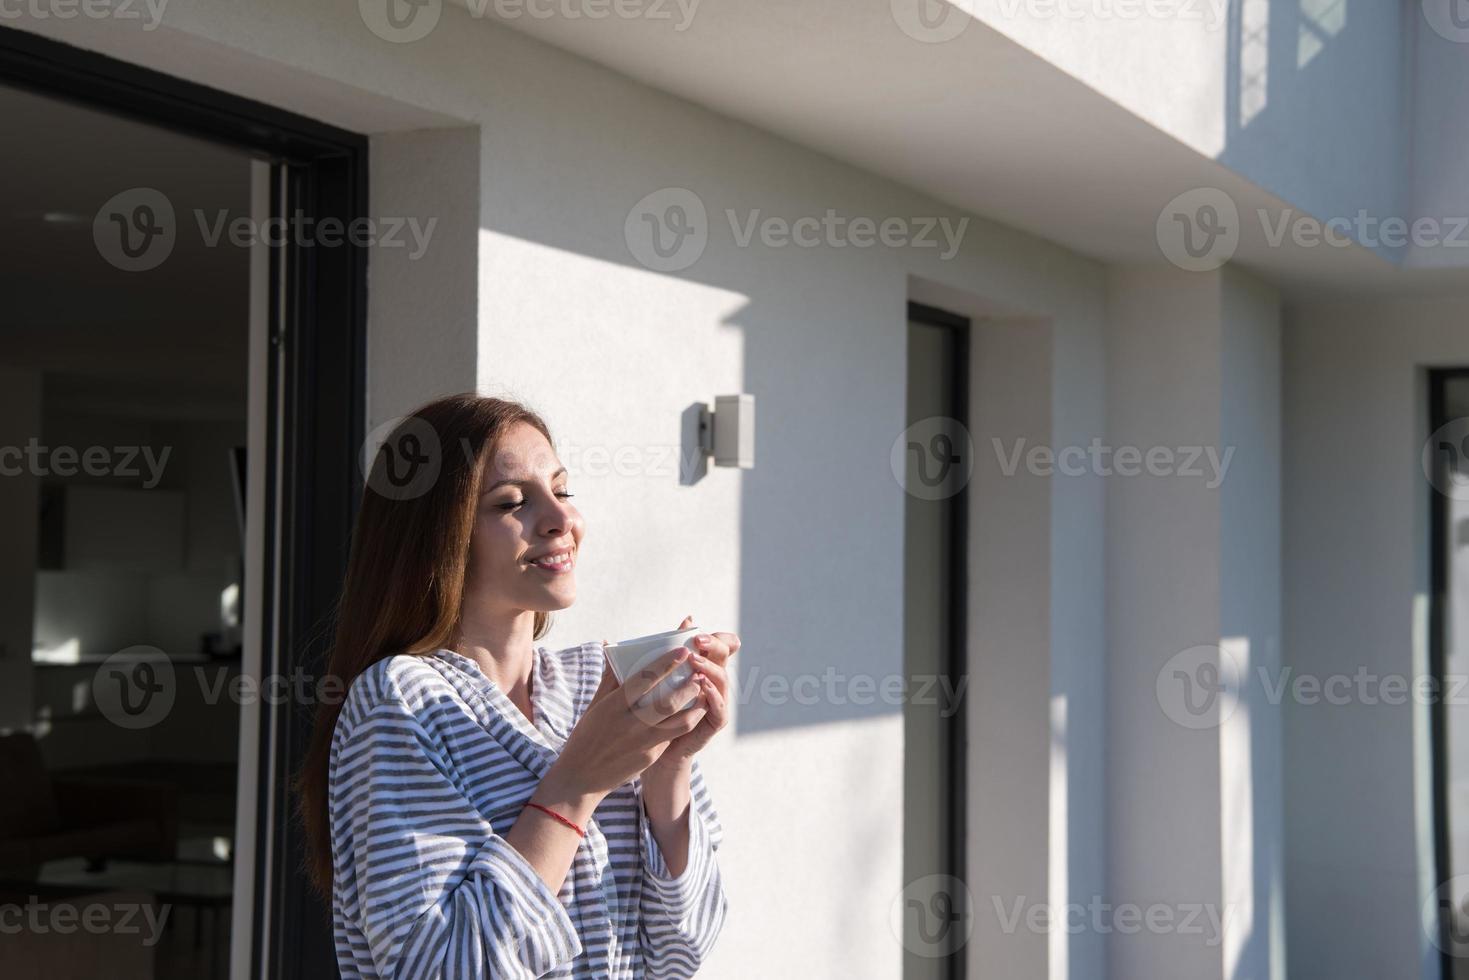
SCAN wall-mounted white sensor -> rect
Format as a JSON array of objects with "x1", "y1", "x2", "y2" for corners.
[{"x1": 698, "y1": 394, "x2": 755, "y2": 468}]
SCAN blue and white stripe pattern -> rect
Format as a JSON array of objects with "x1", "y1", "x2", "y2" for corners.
[{"x1": 328, "y1": 642, "x2": 727, "y2": 978}]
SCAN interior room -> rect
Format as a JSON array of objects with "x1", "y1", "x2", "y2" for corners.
[{"x1": 0, "y1": 81, "x2": 253, "y2": 979}]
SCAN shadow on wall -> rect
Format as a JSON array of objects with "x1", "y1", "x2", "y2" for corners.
[{"x1": 1220, "y1": 0, "x2": 1409, "y2": 247}]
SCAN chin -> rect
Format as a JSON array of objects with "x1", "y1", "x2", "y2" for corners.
[{"x1": 538, "y1": 585, "x2": 577, "y2": 611}]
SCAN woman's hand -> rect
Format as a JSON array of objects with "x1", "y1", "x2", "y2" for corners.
[
  {"x1": 536, "y1": 644, "x2": 707, "y2": 810},
  {"x1": 647, "y1": 616, "x2": 737, "y2": 774}
]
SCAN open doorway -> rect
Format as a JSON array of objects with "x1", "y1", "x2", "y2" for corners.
[
  {"x1": 0, "y1": 81, "x2": 252, "y2": 979},
  {"x1": 0, "y1": 28, "x2": 365, "y2": 980}
]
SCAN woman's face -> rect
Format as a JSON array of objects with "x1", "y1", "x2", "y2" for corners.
[{"x1": 465, "y1": 421, "x2": 583, "y2": 614}]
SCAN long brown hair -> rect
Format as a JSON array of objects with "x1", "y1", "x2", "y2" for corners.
[{"x1": 294, "y1": 393, "x2": 556, "y2": 901}]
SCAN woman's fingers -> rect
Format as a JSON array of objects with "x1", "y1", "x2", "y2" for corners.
[
  {"x1": 687, "y1": 656, "x2": 728, "y2": 699},
  {"x1": 698, "y1": 673, "x2": 727, "y2": 731},
  {"x1": 620, "y1": 645, "x2": 693, "y2": 705},
  {"x1": 622, "y1": 647, "x2": 706, "y2": 729},
  {"x1": 653, "y1": 699, "x2": 707, "y2": 736},
  {"x1": 692, "y1": 631, "x2": 740, "y2": 666}
]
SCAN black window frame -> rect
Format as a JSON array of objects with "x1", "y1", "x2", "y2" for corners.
[
  {"x1": 1430, "y1": 367, "x2": 1469, "y2": 979},
  {"x1": 906, "y1": 300, "x2": 971, "y2": 980}
]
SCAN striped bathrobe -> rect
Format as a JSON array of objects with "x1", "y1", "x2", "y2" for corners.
[{"x1": 328, "y1": 642, "x2": 727, "y2": 978}]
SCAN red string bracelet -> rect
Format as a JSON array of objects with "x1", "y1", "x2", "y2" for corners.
[{"x1": 524, "y1": 802, "x2": 585, "y2": 838}]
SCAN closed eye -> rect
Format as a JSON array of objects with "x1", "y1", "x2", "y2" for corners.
[{"x1": 499, "y1": 490, "x2": 574, "y2": 511}]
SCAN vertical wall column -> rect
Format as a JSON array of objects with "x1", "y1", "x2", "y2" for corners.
[
  {"x1": 367, "y1": 127, "x2": 481, "y2": 425},
  {"x1": 1104, "y1": 265, "x2": 1283, "y2": 980},
  {"x1": 966, "y1": 318, "x2": 1054, "y2": 979}
]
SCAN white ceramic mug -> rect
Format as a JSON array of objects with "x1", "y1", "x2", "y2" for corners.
[{"x1": 603, "y1": 626, "x2": 701, "y2": 711}]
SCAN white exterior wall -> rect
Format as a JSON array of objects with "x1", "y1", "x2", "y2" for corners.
[
  {"x1": 17, "y1": 4, "x2": 1468, "y2": 980},
  {"x1": 1282, "y1": 296, "x2": 1469, "y2": 980},
  {"x1": 11, "y1": 4, "x2": 1109, "y2": 978}
]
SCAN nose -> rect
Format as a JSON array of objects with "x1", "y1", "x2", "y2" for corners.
[{"x1": 538, "y1": 494, "x2": 579, "y2": 539}]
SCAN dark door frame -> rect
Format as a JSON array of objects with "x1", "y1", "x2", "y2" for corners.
[
  {"x1": 0, "y1": 26, "x2": 366, "y2": 980},
  {"x1": 907, "y1": 300, "x2": 971, "y2": 980},
  {"x1": 1430, "y1": 367, "x2": 1469, "y2": 978}
]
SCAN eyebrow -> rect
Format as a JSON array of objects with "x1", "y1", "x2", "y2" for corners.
[{"x1": 483, "y1": 466, "x2": 567, "y2": 494}]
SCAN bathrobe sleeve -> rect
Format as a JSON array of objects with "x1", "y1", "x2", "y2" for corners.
[
  {"x1": 330, "y1": 695, "x2": 582, "y2": 979},
  {"x1": 637, "y1": 758, "x2": 729, "y2": 979}
]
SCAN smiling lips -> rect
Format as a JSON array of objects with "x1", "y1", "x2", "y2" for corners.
[{"x1": 527, "y1": 549, "x2": 574, "y2": 572}]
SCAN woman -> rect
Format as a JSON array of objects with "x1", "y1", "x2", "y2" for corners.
[{"x1": 294, "y1": 393, "x2": 734, "y2": 978}]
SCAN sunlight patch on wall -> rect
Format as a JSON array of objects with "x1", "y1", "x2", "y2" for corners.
[
  {"x1": 1240, "y1": 0, "x2": 1271, "y2": 127},
  {"x1": 1298, "y1": 0, "x2": 1347, "y2": 68},
  {"x1": 1220, "y1": 635, "x2": 1255, "y2": 980}
]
